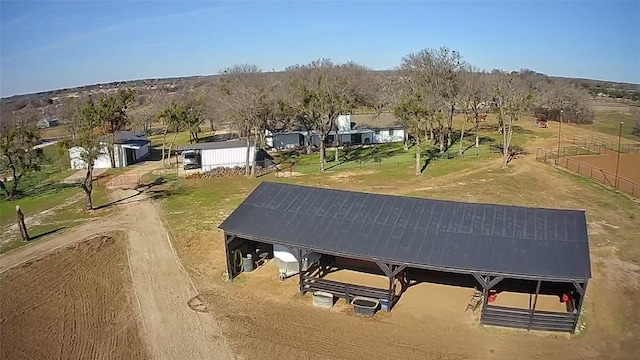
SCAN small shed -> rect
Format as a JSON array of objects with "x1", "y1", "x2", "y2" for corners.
[
  {"x1": 69, "y1": 131, "x2": 150, "y2": 170},
  {"x1": 177, "y1": 140, "x2": 271, "y2": 171}
]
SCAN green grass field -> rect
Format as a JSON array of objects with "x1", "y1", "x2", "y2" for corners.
[
  {"x1": 591, "y1": 111, "x2": 639, "y2": 141},
  {"x1": 0, "y1": 143, "x2": 110, "y2": 253}
]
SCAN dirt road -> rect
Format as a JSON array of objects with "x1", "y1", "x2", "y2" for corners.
[{"x1": 0, "y1": 184, "x2": 236, "y2": 360}]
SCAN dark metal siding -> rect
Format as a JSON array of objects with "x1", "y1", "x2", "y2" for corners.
[{"x1": 219, "y1": 182, "x2": 591, "y2": 280}]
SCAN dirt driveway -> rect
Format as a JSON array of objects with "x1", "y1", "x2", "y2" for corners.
[
  {"x1": 0, "y1": 184, "x2": 236, "y2": 360},
  {"x1": 62, "y1": 167, "x2": 108, "y2": 183}
]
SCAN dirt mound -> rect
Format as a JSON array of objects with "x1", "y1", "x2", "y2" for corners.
[{"x1": 0, "y1": 232, "x2": 149, "y2": 360}]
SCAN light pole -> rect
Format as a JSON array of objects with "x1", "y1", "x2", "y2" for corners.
[
  {"x1": 615, "y1": 122, "x2": 624, "y2": 188},
  {"x1": 556, "y1": 109, "x2": 563, "y2": 161}
]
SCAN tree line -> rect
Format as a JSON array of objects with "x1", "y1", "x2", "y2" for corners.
[
  {"x1": 212, "y1": 47, "x2": 594, "y2": 174},
  {"x1": 2, "y1": 46, "x2": 598, "y2": 207}
]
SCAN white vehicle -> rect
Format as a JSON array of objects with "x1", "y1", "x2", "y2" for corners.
[{"x1": 182, "y1": 150, "x2": 200, "y2": 170}]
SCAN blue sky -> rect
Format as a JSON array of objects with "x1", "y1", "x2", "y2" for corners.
[{"x1": 1, "y1": 0, "x2": 639, "y2": 97}]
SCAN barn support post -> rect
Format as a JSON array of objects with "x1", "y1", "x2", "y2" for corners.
[
  {"x1": 292, "y1": 248, "x2": 312, "y2": 295},
  {"x1": 387, "y1": 275, "x2": 393, "y2": 312},
  {"x1": 388, "y1": 264, "x2": 406, "y2": 311},
  {"x1": 471, "y1": 272, "x2": 488, "y2": 324},
  {"x1": 223, "y1": 233, "x2": 233, "y2": 282},
  {"x1": 572, "y1": 281, "x2": 588, "y2": 334},
  {"x1": 297, "y1": 248, "x2": 304, "y2": 295},
  {"x1": 374, "y1": 260, "x2": 393, "y2": 310},
  {"x1": 481, "y1": 275, "x2": 490, "y2": 322},
  {"x1": 527, "y1": 280, "x2": 542, "y2": 331}
]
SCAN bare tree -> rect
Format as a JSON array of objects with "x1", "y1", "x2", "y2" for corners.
[
  {"x1": 490, "y1": 72, "x2": 532, "y2": 168},
  {"x1": 217, "y1": 64, "x2": 280, "y2": 177},
  {"x1": 61, "y1": 97, "x2": 83, "y2": 142},
  {"x1": 400, "y1": 47, "x2": 464, "y2": 152},
  {"x1": 535, "y1": 81, "x2": 594, "y2": 125},
  {"x1": 96, "y1": 88, "x2": 136, "y2": 168},
  {"x1": 130, "y1": 91, "x2": 166, "y2": 135},
  {"x1": 375, "y1": 72, "x2": 414, "y2": 150},
  {"x1": 287, "y1": 59, "x2": 363, "y2": 171},
  {"x1": 76, "y1": 98, "x2": 105, "y2": 210},
  {"x1": 183, "y1": 93, "x2": 205, "y2": 144},
  {"x1": 459, "y1": 67, "x2": 489, "y2": 156},
  {"x1": 394, "y1": 91, "x2": 431, "y2": 175},
  {"x1": 156, "y1": 101, "x2": 185, "y2": 167},
  {"x1": 0, "y1": 120, "x2": 44, "y2": 200}
]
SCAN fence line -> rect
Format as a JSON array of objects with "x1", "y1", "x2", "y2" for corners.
[
  {"x1": 535, "y1": 148, "x2": 639, "y2": 197},
  {"x1": 278, "y1": 144, "x2": 502, "y2": 174},
  {"x1": 179, "y1": 144, "x2": 502, "y2": 177},
  {"x1": 572, "y1": 135, "x2": 640, "y2": 154}
]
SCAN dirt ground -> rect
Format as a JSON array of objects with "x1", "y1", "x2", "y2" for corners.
[
  {"x1": 565, "y1": 151, "x2": 640, "y2": 183},
  {"x1": 62, "y1": 167, "x2": 107, "y2": 183},
  {"x1": 162, "y1": 120, "x2": 640, "y2": 360},
  {"x1": 0, "y1": 232, "x2": 148, "y2": 360},
  {"x1": 3, "y1": 115, "x2": 639, "y2": 360},
  {"x1": 0, "y1": 167, "x2": 236, "y2": 360}
]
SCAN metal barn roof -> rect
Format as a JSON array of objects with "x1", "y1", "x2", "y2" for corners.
[{"x1": 219, "y1": 182, "x2": 591, "y2": 281}]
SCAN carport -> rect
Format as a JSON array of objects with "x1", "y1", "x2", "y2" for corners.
[{"x1": 219, "y1": 182, "x2": 591, "y2": 333}]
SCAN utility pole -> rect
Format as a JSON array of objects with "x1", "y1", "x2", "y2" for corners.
[
  {"x1": 556, "y1": 109, "x2": 563, "y2": 163},
  {"x1": 615, "y1": 122, "x2": 624, "y2": 188}
]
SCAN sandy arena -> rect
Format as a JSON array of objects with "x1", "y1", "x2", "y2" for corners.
[{"x1": 560, "y1": 150, "x2": 640, "y2": 194}]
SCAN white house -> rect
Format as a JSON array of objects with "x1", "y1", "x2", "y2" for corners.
[
  {"x1": 177, "y1": 139, "x2": 272, "y2": 171},
  {"x1": 265, "y1": 113, "x2": 404, "y2": 150},
  {"x1": 69, "y1": 131, "x2": 150, "y2": 170},
  {"x1": 372, "y1": 126, "x2": 405, "y2": 144}
]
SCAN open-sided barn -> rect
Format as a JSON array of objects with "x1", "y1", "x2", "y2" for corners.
[{"x1": 219, "y1": 182, "x2": 591, "y2": 333}]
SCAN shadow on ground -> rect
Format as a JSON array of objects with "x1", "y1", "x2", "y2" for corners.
[
  {"x1": 93, "y1": 177, "x2": 180, "y2": 210},
  {"x1": 29, "y1": 227, "x2": 66, "y2": 241}
]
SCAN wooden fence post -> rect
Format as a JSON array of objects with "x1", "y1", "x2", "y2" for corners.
[{"x1": 16, "y1": 205, "x2": 29, "y2": 241}]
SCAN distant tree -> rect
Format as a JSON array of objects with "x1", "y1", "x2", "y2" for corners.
[
  {"x1": 287, "y1": 59, "x2": 364, "y2": 170},
  {"x1": 490, "y1": 72, "x2": 532, "y2": 168},
  {"x1": 632, "y1": 120, "x2": 640, "y2": 137},
  {"x1": 217, "y1": 64, "x2": 280, "y2": 177},
  {"x1": 130, "y1": 91, "x2": 166, "y2": 135},
  {"x1": 400, "y1": 47, "x2": 464, "y2": 151},
  {"x1": 534, "y1": 82, "x2": 593, "y2": 124},
  {"x1": 96, "y1": 88, "x2": 136, "y2": 168},
  {"x1": 156, "y1": 101, "x2": 186, "y2": 167},
  {"x1": 61, "y1": 97, "x2": 84, "y2": 142},
  {"x1": 459, "y1": 67, "x2": 489, "y2": 156},
  {"x1": 183, "y1": 94, "x2": 205, "y2": 144},
  {"x1": 76, "y1": 98, "x2": 104, "y2": 210},
  {"x1": 393, "y1": 91, "x2": 431, "y2": 175},
  {"x1": 0, "y1": 122, "x2": 44, "y2": 200},
  {"x1": 374, "y1": 72, "x2": 413, "y2": 150}
]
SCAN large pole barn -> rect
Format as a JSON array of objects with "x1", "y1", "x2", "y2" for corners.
[{"x1": 220, "y1": 182, "x2": 591, "y2": 333}]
